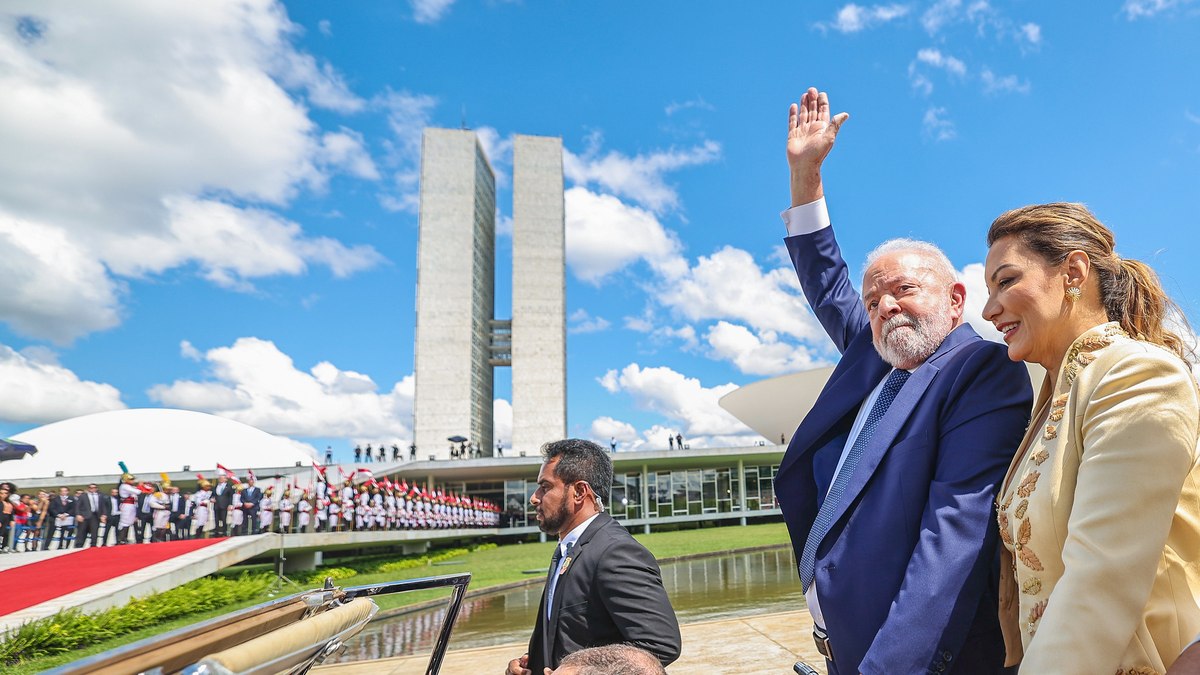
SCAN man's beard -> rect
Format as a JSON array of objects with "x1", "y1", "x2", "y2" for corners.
[
  {"x1": 873, "y1": 309, "x2": 954, "y2": 369},
  {"x1": 537, "y1": 499, "x2": 570, "y2": 535}
]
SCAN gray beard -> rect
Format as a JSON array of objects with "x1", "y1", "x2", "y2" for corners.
[{"x1": 873, "y1": 310, "x2": 953, "y2": 369}]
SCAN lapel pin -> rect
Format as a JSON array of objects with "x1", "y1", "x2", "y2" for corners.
[{"x1": 559, "y1": 557, "x2": 572, "y2": 575}]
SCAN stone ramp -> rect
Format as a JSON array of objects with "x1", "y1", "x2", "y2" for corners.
[{"x1": 314, "y1": 609, "x2": 826, "y2": 675}]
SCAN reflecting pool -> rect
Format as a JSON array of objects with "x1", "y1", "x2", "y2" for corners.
[{"x1": 329, "y1": 546, "x2": 803, "y2": 663}]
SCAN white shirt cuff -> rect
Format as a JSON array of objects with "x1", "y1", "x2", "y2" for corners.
[{"x1": 781, "y1": 197, "x2": 831, "y2": 237}]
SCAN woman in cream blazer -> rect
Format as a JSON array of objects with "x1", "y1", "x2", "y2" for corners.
[{"x1": 982, "y1": 203, "x2": 1200, "y2": 675}]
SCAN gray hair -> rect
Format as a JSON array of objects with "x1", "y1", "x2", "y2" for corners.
[
  {"x1": 863, "y1": 238, "x2": 957, "y2": 286},
  {"x1": 557, "y1": 644, "x2": 666, "y2": 675}
]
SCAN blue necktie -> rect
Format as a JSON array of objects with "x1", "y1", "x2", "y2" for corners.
[{"x1": 799, "y1": 368, "x2": 911, "y2": 591}]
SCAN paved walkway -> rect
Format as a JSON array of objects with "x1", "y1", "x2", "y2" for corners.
[{"x1": 314, "y1": 609, "x2": 826, "y2": 675}]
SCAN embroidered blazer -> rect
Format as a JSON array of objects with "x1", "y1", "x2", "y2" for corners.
[{"x1": 997, "y1": 322, "x2": 1200, "y2": 674}]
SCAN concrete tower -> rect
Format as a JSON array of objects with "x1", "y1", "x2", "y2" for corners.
[
  {"x1": 511, "y1": 135, "x2": 567, "y2": 454},
  {"x1": 413, "y1": 129, "x2": 496, "y2": 459}
]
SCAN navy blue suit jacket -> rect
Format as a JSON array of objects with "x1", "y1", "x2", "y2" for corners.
[{"x1": 776, "y1": 227, "x2": 1032, "y2": 674}]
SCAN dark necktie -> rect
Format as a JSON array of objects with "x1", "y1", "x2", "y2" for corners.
[
  {"x1": 799, "y1": 368, "x2": 911, "y2": 591},
  {"x1": 545, "y1": 542, "x2": 575, "y2": 619}
]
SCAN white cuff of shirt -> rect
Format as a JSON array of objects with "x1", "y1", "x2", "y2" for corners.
[{"x1": 781, "y1": 197, "x2": 831, "y2": 237}]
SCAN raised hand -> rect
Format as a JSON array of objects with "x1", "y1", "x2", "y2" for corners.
[{"x1": 786, "y1": 87, "x2": 849, "y2": 206}]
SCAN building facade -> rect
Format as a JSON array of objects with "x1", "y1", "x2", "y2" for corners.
[
  {"x1": 414, "y1": 129, "x2": 497, "y2": 459},
  {"x1": 510, "y1": 135, "x2": 567, "y2": 455}
]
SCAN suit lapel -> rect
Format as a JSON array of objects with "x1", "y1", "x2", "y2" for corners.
[
  {"x1": 779, "y1": 339, "x2": 889, "y2": 478},
  {"x1": 544, "y1": 514, "x2": 606, "y2": 659},
  {"x1": 818, "y1": 324, "x2": 980, "y2": 540}
]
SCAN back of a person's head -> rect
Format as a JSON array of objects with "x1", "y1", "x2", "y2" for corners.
[
  {"x1": 541, "y1": 438, "x2": 614, "y2": 505},
  {"x1": 555, "y1": 644, "x2": 666, "y2": 675}
]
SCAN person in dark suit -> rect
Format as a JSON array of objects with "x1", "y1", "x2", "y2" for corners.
[
  {"x1": 240, "y1": 477, "x2": 262, "y2": 535},
  {"x1": 212, "y1": 475, "x2": 233, "y2": 536},
  {"x1": 507, "y1": 439, "x2": 680, "y2": 675},
  {"x1": 135, "y1": 490, "x2": 152, "y2": 543},
  {"x1": 168, "y1": 486, "x2": 186, "y2": 540},
  {"x1": 775, "y1": 88, "x2": 1033, "y2": 675},
  {"x1": 43, "y1": 487, "x2": 75, "y2": 550},
  {"x1": 74, "y1": 483, "x2": 104, "y2": 548},
  {"x1": 100, "y1": 487, "x2": 119, "y2": 545}
]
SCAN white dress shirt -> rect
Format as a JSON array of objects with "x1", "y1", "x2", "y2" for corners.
[{"x1": 547, "y1": 513, "x2": 599, "y2": 620}]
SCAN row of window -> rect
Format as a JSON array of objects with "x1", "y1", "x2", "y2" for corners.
[{"x1": 500, "y1": 465, "x2": 779, "y2": 527}]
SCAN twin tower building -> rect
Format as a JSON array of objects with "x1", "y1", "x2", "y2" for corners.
[{"x1": 414, "y1": 129, "x2": 566, "y2": 459}]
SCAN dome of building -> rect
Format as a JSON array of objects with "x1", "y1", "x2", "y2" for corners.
[{"x1": 2, "y1": 408, "x2": 316, "y2": 481}]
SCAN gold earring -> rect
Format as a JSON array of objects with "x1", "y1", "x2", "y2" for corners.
[{"x1": 1065, "y1": 286, "x2": 1082, "y2": 302}]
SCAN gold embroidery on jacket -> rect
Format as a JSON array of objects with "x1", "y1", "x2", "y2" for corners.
[
  {"x1": 1020, "y1": 577, "x2": 1042, "y2": 595},
  {"x1": 1027, "y1": 599, "x2": 1047, "y2": 636},
  {"x1": 1016, "y1": 518, "x2": 1043, "y2": 571},
  {"x1": 1017, "y1": 471, "x2": 1040, "y2": 498},
  {"x1": 1014, "y1": 499, "x2": 1028, "y2": 520},
  {"x1": 1031, "y1": 449, "x2": 1049, "y2": 466}
]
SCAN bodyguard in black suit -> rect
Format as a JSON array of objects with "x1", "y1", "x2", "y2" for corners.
[
  {"x1": 507, "y1": 439, "x2": 681, "y2": 675},
  {"x1": 101, "y1": 488, "x2": 119, "y2": 545},
  {"x1": 74, "y1": 483, "x2": 104, "y2": 548},
  {"x1": 212, "y1": 475, "x2": 233, "y2": 536},
  {"x1": 240, "y1": 478, "x2": 262, "y2": 535},
  {"x1": 43, "y1": 487, "x2": 75, "y2": 550}
]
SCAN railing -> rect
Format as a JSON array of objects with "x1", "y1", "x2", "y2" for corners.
[{"x1": 44, "y1": 572, "x2": 472, "y2": 675}]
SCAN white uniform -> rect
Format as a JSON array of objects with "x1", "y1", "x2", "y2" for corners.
[
  {"x1": 230, "y1": 492, "x2": 244, "y2": 529},
  {"x1": 259, "y1": 496, "x2": 273, "y2": 530},
  {"x1": 297, "y1": 498, "x2": 311, "y2": 530},
  {"x1": 149, "y1": 493, "x2": 171, "y2": 530},
  {"x1": 278, "y1": 497, "x2": 293, "y2": 531},
  {"x1": 191, "y1": 489, "x2": 212, "y2": 532},
  {"x1": 118, "y1": 482, "x2": 141, "y2": 528}
]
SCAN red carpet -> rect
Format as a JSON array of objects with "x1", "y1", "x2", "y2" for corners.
[{"x1": 0, "y1": 538, "x2": 226, "y2": 616}]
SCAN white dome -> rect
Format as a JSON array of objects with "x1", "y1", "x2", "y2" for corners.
[{"x1": 3, "y1": 408, "x2": 316, "y2": 481}]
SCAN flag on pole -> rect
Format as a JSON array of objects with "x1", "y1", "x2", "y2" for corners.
[
  {"x1": 216, "y1": 463, "x2": 241, "y2": 484},
  {"x1": 312, "y1": 459, "x2": 327, "y2": 476}
]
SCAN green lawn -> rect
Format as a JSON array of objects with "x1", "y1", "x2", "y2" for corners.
[{"x1": 5, "y1": 521, "x2": 789, "y2": 673}]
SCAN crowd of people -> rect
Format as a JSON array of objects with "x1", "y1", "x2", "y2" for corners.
[{"x1": 0, "y1": 468, "x2": 500, "y2": 552}]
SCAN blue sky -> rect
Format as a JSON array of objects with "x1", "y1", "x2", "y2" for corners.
[{"x1": 1, "y1": 0, "x2": 1198, "y2": 460}]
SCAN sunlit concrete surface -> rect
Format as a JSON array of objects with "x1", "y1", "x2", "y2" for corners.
[{"x1": 314, "y1": 609, "x2": 826, "y2": 675}]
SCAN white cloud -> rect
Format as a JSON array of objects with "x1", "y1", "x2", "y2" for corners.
[
  {"x1": 624, "y1": 315, "x2": 655, "y2": 332},
  {"x1": 1187, "y1": 110, "x2": 1200, "y2": 125},
  {"x1": 0, "y1": 214, "x2": 122, "y2": 343},
  {"x1": 412, "y1": 0, "x2": 457, "y2": 24},
  {"x1": 493, "y1": 399, "x2": 512, "y2": 447},
  {"x1": 916, "y1": 48, "x2": 968, "y2": 77},
  {"x1": 655, "y1": 246, "x2": 826, "y2": 343},
  {"x1": 148, "y1": 337, "x2": 415, "y2": 440},
  {"x1": 664, "y1": 97, "x2": 715, "y2": 116},
  {"x1": 475, "y1": 126, "x2": 513, "y2": 187},
  {"x1": 0, "y1": 342, "x2": 126, "y2": 424},
  {"x1": 564, "y1": 187, "x2": 685, "y2": 284},
  {"x1": 377, "y1": 89, "x2": 438, "y2": 213},
  {"x1": 318, "y1": 128, "x2": 380, "y2": 181},
  {"x1": 590, "y1": 416, "x2": 638, "y2": 444},
  {"x1": 818, "y1": 3, "x2": 911, "y2": 33},
  {"x1": 180, "y1": 340, "x2": 203, "y2": 361},
  {"x1": 704, "y1": 321, "x2": 826, "y2": 376},
  {"x1": 981, "y1": 68, "x2": 1031, "y2": 95},
  {"x1": 563, "y1": 136, "x2": 721, "y2": 213},
  {"x1": 596, "y1": 363, "x2": 752, "y2": 438},
  {"x1": 654, "y1": 325, "x2": 700, "y2": 351},
  {"x1": 137, "y1": 198, "x2": 384, "y2": 291},
  {"x1": 317, "y1": 19, "x2": 332, "y2": 36},
  {"x1": 1018, "y1": 22, "x2": 1042, "y2": 47},
  {"x1": 0, "y1": 0, "x2": 383, "y2": 341},
  {"x1": 921, "y1": 0, "x2": 962, "y2": 33},
  {"x1": 957, "y1": 263, "x2": 1004, "y2": 343},
  {"x1": 922, "y1": 106, "x2": 957, "y2": 142},
  {"x1": 568, "y1": 309, "x2": 612, "y2": 334},
  {"x1": 1123, "y1": 0, "x2": 1195, "y2": 19}
]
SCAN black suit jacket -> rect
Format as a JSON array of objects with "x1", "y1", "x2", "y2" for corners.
[
  {"x1": 75, "y1": 492, "x2": 103, "y2": 520},
  {"x1": 48, "y1": 496, "x2": 75, "y2": 518},
  {"x1": 526, "y1": 513, "x2": 681, "y2": 674},
  {"x1": 213, "y1": 482, "x2": 234, "y2": 508}
]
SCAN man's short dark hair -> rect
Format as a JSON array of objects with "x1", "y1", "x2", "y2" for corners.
[
  {"x1": 557, "y1": 644, "x2": 666, "y2": 675},
  {"x1": 541, "y1": 439, "x2": 613, "y2": 504}
]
